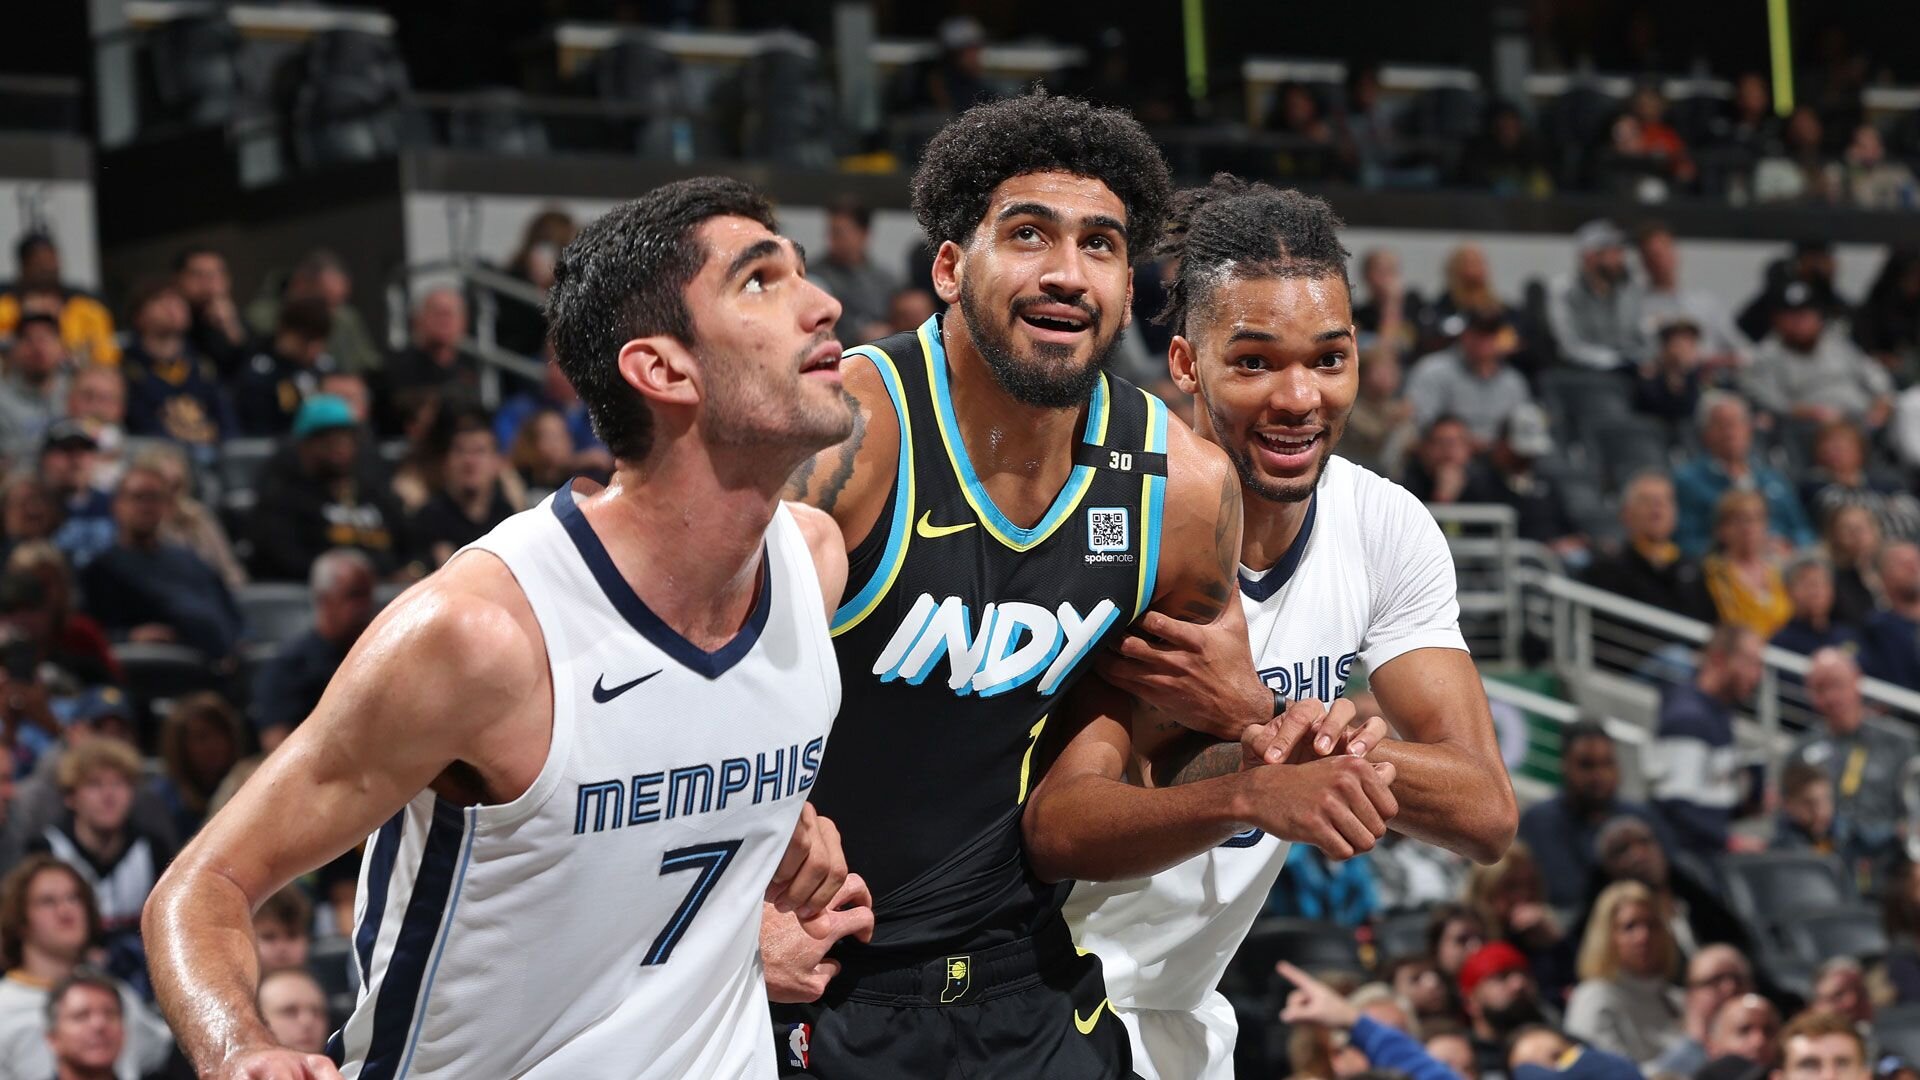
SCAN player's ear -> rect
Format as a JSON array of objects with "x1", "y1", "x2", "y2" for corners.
[
  {"x1": 931, "y1": 240, "x2": 964, "y2": 306},
  {"x1": 1168, "y1": 335, "x2": 1200, "y2": 395},
  {"x1": 617, "y1": 335, "x2": 701, "y2": 409},
  {"x1": 1118, "y1": 272, "x2": 1134, "y2": 331}
]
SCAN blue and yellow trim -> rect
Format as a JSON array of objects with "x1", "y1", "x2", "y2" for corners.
[
  {"x1": 830, "y1": 344, "x2": 914, "y2": 637},
  {"x1": 1133, "y1": 390, "x2": 1169, "y2": 619},
  {"x1": 921, "y1": 316, "x2": 1110, "y2": 553}
]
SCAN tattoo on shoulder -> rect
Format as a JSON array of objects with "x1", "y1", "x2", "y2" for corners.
[{"x1": 1171, "y1": 467, "x2": 1242, "y2": 623}]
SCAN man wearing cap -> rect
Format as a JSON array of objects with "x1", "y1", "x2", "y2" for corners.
[
  {"x1": 1548, "y1": 220, "x2": 1651, "y2": 372},
  {"x1": 1405, "y1": 309, "x2": 1536, "y2": 447},
  {"x1": 1483, "y1": 403, "x2": 1586, "y2": 557},
  {"x1": 1636, "y1": 223, "x2": 1754, "y2": 372},
  {"x1": 78, "y1": 461, "x2": 241, "y2": 660},
  {"x1": 1742, "y1": 281, "x2": 1892, "y2": 430},
  {"x1": 38, "y1": 423, "x2": 114, "y2": 571},
  {"x1": 245, "y1": 394, "x2": 410, "y2": 582},
  {"x1": 1632, "y1": 314, "x2": 1706, "y2": 428},
  {"x1": 1738, "y1": 239, "x2": 1850, "y2": 343},
  {"x1": 1460, "y1": 941, "x2": 1554, "y2": 1076},
  {"x1": 0, "y1": 312, "x2": 69, "y2": 462},
  {"x1": 234, "y1": 297, "x2": 335, "y2": 437}
]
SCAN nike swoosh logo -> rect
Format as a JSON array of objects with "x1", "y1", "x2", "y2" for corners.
[
  {"x1": 592, "y1": 670, "x2": 661, "y2": 703},
  {"x1": 1073, "y1": 998, "x2": 1111, "y2": 1035},
  {"x1": 915, "y1": 511, "x2": 976, "y2": 539}
]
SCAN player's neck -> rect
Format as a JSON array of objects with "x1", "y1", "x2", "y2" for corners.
[
  {"x1": 938, "y1": 315, "x2": 1086, "y2": 523},
  {"x1": 1239, "y1": 491, "x2": 1312, "y2": 574}
]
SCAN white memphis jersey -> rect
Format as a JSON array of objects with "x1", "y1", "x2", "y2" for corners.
[
  {"x1": 1066, "y1": 456, "x2": 1465, "y2": 1075},
  {"x1": 331, "y1": 485, "x2": 839, "y2": 1080}
]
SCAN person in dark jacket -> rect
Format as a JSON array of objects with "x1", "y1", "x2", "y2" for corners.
[
  {"x1": 251, "y1": 549, "x2": 375, "y2": 751},
  {"x1": 233, "y1": 298, "x2": 335, "y2": 437},
  {"x1": 1772, "y1": 555, "x2": 1864, "y2": 659},
  {"x1": 78, "y1": 463, "x2": 240, "y2": 660},
  {"x1": 245, "y1": 395, "x2": 411, "y2": 582}
]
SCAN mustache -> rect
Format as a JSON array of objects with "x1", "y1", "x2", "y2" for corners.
[
  {"x1": 1009, "y1": 295, "x2": 1101, "y2": 331},
  {"x1": 793, "y1": 330, "x2": 836, "y2": 366}
]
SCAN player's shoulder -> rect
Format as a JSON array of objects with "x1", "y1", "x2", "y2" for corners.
[
  {"x1": 1160, "y1": 402, "x2": 1235, "y2": 513},
  {"x1": 369, "y1": 555, "x2": 546, "y2": 693},
  {"x1": 1323, "y1": 456, "x2": 1441, "y2": 544}
]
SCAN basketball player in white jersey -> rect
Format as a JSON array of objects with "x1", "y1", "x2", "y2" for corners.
[
  {"x1": 143, "y1": 177, "x2": 874, "y2": 1080},
  {"x1": 1025, "y1": 176, "x2": 1518, "y2": 1079}
]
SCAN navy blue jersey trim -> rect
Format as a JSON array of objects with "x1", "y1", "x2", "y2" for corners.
[
  {"x1": 1239, "y1": 493, "x2": 1318, "y2": 602},
  {"x1": 353, "y1": 812, "x2": 404, "y2": 982},
  {"x1": 359, "y1": 798, "x2": 466, "y2": 1080},
  {"x1": 552, "y1": 481, "x2": 772, "y2": 679}
]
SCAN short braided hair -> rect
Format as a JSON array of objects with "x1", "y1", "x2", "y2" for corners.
[{"x1": 1154, "y1": 173, "x2": 1349, "y2": 338}]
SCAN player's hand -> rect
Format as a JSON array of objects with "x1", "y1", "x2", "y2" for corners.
[
  {"x1": 1276, "y1": 960, "x2": 1360, "y2": 1029},
  {"x1": 1094, "y1": 607, "x2": 1269, "y2": 743},
  {"x1": 1243, "y1": 755, "x2": 1398, "y2": 860},
  {"x1": 215, "y1": 1048, "x2": 344, "y2": 1080},
  {"x1": 767, "y1": 803, "x2": 847, "y2": 920},
  {"x1": 1241, "y1": 697, "x2": 1390, "y2": 768},
  {"x1": 761, "y1": 874, "x2": 875, "y2": 1004}
]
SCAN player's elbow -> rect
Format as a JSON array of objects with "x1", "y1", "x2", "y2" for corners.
[
  {"x1": 1463, "y1": 783, "x2": 1520, "y2": 865},
  {"x1": 1020, "y1": 792, "x2": 1081, "y2": 885}
]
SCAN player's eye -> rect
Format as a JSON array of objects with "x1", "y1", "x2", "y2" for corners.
[
  {"x1": 743, "y1": 270, "x2": 767, "y2": 293},
  {"x1": 1316, "y1": 352, "x2": 1347, "y2": 368},
  {"x1": 1235, "y1": 355, "x2": 1267, "y2": 370},
  {"x1": 1013, "y1": 225, "x2": 1042, "y2": 243},
  {"x1": 1084, "y1": 235, "x2": 1113, "y2": 252}
]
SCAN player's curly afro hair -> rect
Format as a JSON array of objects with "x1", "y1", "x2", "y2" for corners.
[
  {"x1": 1154, "y1": 173, "x2": 1349, "y2": 338},
  {"x1": 910, "y1": 91, "x2": 1172, "y2": 262}
]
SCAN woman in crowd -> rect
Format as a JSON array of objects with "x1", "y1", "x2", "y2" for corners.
[
  {"x1": 1422, "y1": 244, "x2": 1514, "y2": 354},
  {"x1": 156, "y1": 691, "x2": 248, "y2": 839},
  {"x1": 1564, "y1": 880, "x2": 1685, "y2": 1064},
  {"x1": 1699, "y1": 489, "x2": 1792, "y2": 638},
  {"x1": 1825, "y1": 503, "x2": 1885, "y2": 627},
  {"x1": 1799, "y1": 421, "x2": 1920, "y2": 543},
  {"x1": 408, "y1": 404, "x2": 523, "y2": 568},
  {"x1": 1341, "y1": 346, "x2": 1416, "y2": 479},
  {"x1": 1426, "y1": 903, "x2": 1490, "y2": 984},
  {"x1": 5, "y1": 540, "x2": 120, "y2": 686},
  {"x1": 509, "y1": 407, "x2": 578, "y2": 501},
  {"x1": 131, "y1": 442, "x2": 247, "y2": 590},
  {"x1": 495, "y1": 209, "x2": 577, "y2": 357},
  {"x1": 1464, "y1": 843, "x2": 1571, "y2": 1002}
]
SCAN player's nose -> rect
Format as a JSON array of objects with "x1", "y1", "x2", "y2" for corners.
[
  {"x1": 800, "y1": 275, "x2": 843, "y2": 336},
  {"x1": 1267, "y1": 365, "x2": 1322, "y2": 417}
]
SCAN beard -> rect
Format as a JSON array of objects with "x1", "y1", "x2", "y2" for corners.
[
  {"x1": 957, "y1": 272, "x2": 1120, "y2": 409},
  {"x1": 1482, "y1": 994, "x2": 1546, "y2": 1035},
  {"x1": 699, "y1": 334, "x2": 856, "y2": 452},
  {"x1": 1203, "y1": 382, "x2": 1343, "y2": 505}
]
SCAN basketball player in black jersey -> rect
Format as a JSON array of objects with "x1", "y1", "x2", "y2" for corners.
[{"x1": 763, "y1": 94, "x2": 1243, "y2": 1078}]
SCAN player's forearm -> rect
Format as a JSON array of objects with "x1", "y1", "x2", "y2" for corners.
[
  {"x1": 1367, "y1": 739, "x2": 1515, "y2": 863},
  {"x1": 1024, "y1": 772, "x2": 1252, "y2": 882},
  {"x1": 144, "y1": 866, "x2": 279, "y2": 1074}
]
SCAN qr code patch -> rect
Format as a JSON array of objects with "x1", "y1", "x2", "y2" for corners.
[{"x1": 1087, "y1": 507, "x2": 1129, "y2": 552}]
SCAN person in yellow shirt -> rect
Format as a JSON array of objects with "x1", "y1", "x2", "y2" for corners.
[
  {"x1": 0, "y1": 233, "x2": 118, "y2": 366},
  {"x1": 1701, "y1": 489, "x2": 1793, "y2": 639}
]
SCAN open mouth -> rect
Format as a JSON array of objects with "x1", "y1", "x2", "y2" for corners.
[
  {"x1": 1254, "y1": 430, "x2": 1322, "y2": 470},
  {"x1": 801, "y1": 340, "x2": 843, "y2": 375},
  {"x1": 1016, "y1": 304, "x2": 1093, "y2": 341}
]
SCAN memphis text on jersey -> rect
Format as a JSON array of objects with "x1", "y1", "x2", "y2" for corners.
[
  {"x1": 869, "y1": 594, "x2": 1121, "y2": 698},
  {"x1": 573, "y1": 737, "x2": 825, "y2": 835}
]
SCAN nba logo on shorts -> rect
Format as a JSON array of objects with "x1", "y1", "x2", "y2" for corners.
[{"x1": 786, "y1": 1023, "x2": 811, "y2": 1068}]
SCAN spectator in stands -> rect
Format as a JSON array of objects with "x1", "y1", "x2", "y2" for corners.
[
  {"x1": 119, "y1": 278, "x2": 231, "y2": 458},
  {"x1": 1267, "y1": 842, "x2": 1378, "y2": 927},
  {"x1": 1840, "y1": 125, "x2": 1918, "y2": 209},
  {"x1": 916, "y1": 15, "x2": 992, "y2": 114},
  {"x1": 1714, "y1": 73, "x2": 1783, "y2": 160},
  {"x1": 1266, "y1": 81, "x2": 1338, "y2": 181},
  {"x1": 1584, "y1": 470, "x2": 1715, "y2": 621},
  {"x1": 1776, "y1": 1010, "x2": 1869, "y2": 1080},
  {"x1": 1803, "y1": 422, "x2": 1920, "y2": 543},
  {"x1": 1509, "y1": 1026, "x2": 1645, "y2": 1079},
  {"x1": 1400, "y1": 416, "x2": 1494, "y2": 507},
  {"x1": 40, "y1": 424, "x2": 115, "y2": 571},
  {"x1": 1341, "y1": 347, "x2": 1415, "y2": 478},
  {"x1": 1464, "y1": 843, "x2": 1571, "y2": 1001},
  {"x1": 1739, "y1": 239, "x2": 1850, "y2": 343},
  {"x1": 318, "y1": 371, "x2": 372, "y2": 430},
  {"x1": 1423, "y1": 1026, "x2": 1474, "y2": 1080},
  {"x1": 1374, "y1": 829, "x2": 1472, "y2": 918},
  {"x1": 1, "y1": 474, "x2": 56, "y2": 558},
  {"x1": 1637, "y1": 223, "x2": 1754, "y2": 373},
  {"x1": 1518, "y1": 719, "x2": 1675, "y2": 909},
  {"x1": 251, "y1": 549, "x2": 374, "y2": 752},
  {"x1": 252, "y1": 885, "x2": 311, "y2": 973},
  {"x1": 39, "y1": 969, "x2": 134, "y2": 1080},
  {"x1": 408, "y1": 404, "x2": 516, "y2": 568},
  {"x1": 1388, "y1": 955, "x2": 1460, "y2": 1032},
  {"x1": 887, "y1": 287, "x2": 938, "y2": 335},
  {"x1": 1625, "y1": 84, "x2": 1697, "y2": 187},
  {"x1": 1744, "y1": 283, "x2": 1893, "y2": 431},
  {"x1": 1649, "y1": 945, "x2": 1756, "y2": 1074},
  {"x1": 1826, "y1": 504, "x2": 1884, "y2": 628},
  {"x1": 234, "y1": 297, "x2": 336, "y2": 437},
  {"x1": 1549, "y1": 220, "x2": 1650, "y2": 372},
  {"x1": 1791, "y1": 647, "x2": 1913, "y2": 866},
  {"x1": 1704, "y1": 995, "x2": 1781, "y2": 1065},
  {"x1": 154, "y1": 691, "x2": 244, "y2": 839},
  {"x1": 0, "y1": 233, "x2": 117, "y2": 366},
  {"x1": 172, "y1": 245, "x2": 248, "y2": 377},
  {"x1": 1482, "y1": 403, "x2": 1587, "y2": 558},
  {"x1": 63, "y1": 367, "x2": 125, "y2": 487},
  {"x1": 1649, "y1": 623, "x2": 1765, "y2": 857},
  {"x1": 1754, "y1": 106, "x2": 1839, "y2": 204},
  {"x1": 507, "y1": 407, "x2": 579, "y2": 499},
  {"x1": 245, "y1": 248, "x2": 378, "y2": 374},
  {"x1": 1457, "y1": 941, "x2": 1551, "y2": 1075},
  {"x1": 1863, "y1": 542, "x2": 1920, "y2": 689},
  {"x1": 493, "y1": 357, "x2": 610, "y2": 477},
  {"x1": 1276, "y1": 961, "x2": 1457, "y2": 1080},
  {"x1": 6, "y1": 543, "x2": 118, "y2": 688},
  {"x1": 1457, "y1": 100, "x2": 1552, "y2": 196},
  {"x1": 0, "y1": 690, "x2": 169, "y2": 869},
  {"x1": 257, "y1": 968, "x2": 329, "y2": 1056},
  {"x1": 0, "y1": 857, "x2": 170, "y2": 1080},
  {"x1": 810, "y1": 198, "x2": 901, "y2": 342},
  {"x1": 0, "y1": 313, "x2": 69, "y2": 463},
  {"x1": 28, "y1": 739, "x2": 175, "y2": 948},
  {"x1": 1405, "y1": 311, "x2": 1533, "y2": 447},
  {"x1": 384, "y1": 288, "x2": 478, "y2": 413},
  {"x1": 1429, "y1": 903, "x2": 1490, "y2": 983},
  {"x1": 131, "y1": 442, "x2": 245, "y2": 591},
  {"x1": 1810, "y1": 957, "x2": 1874, "y2": 1034},
  {"x1": 1772, "y1": 759, "x2": 1850, "y2": 856},
  {"x1": 1773, "y1": 556, "x2": 1863, "y2": 657},
  {"x1": 1858, "y1": 248, "x2": 1920, "y2": 383},
  {"x1": 1353, "y1": 250, "x2": 1426, "y2": 361},
  {"x1": 1673, "y1": 392, "x2": 1813, "y2": 557},
  {"x1": 80, "y1": 463, "x2": 241, "y2": 659},
  {"x1": 495, "y1": 210, "x2": 575, "y2": 358},
  {"x1": 1564, "y1": 879, "x2": 1684, "y2": 1064},
  {"x1": 1632, "y1": 315, "x2": 1706, "y2": 432},
  {"x1": 1423, "y1": 245, "x2": 1514, "y2": 354},
  {"x1": 247, "y1": 395, "x2": 410, "y2": 583},
  {"x1": 1700, "y1": 490, "x2": 1793, "y2": 639}
]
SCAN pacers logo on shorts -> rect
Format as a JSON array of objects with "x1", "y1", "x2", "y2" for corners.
[
  {"x1": 786, "y1": 1023, "x2": 811, "y2": 1068},
  {"x1": 939, "y1": 955, "x2": 971, "y2": 1003}
]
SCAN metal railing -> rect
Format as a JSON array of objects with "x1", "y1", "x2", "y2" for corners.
[{"x1": 386, "y1": 258, "x2": 548, "y2": 409}]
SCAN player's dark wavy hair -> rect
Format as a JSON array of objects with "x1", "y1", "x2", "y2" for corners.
[
  {"x1": 910, "y1": 91, "x2": 1172, "y2": 262},
  {"x1": 545, "y1": 176, "x2": 777, "y2": 463},
  {"x1": 1154, "y1": 174, "x2": 1350, "y2": 338}
]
